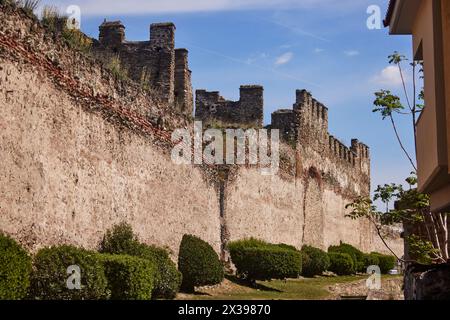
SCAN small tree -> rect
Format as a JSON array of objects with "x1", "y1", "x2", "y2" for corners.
[{"x1": 346, "y1": 52, "x2": 449, "y2": 264}]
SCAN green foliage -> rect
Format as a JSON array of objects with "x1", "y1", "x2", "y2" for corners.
[
  {"x1": 373, "y1": 90, "x2": 404, "y2": 119},
  {"x1": 99, "y1": 254, "x2": 155, "y2": 300},
  {"x1": 346, "y1": 175, "x2": 429, "y2": 227},
  {"x1": 99, "y1": 222, "x2": 140, "y2": 255},
  {"x1": 277, "y1": 243, "x2": 299, "y2": 252},
  {"x1": 29, "y1": 245, "x2": 109, "y2": 300},
  {"x1": 100, "y1": 223, "x2": 181, "y2": 299},
  {"x1": 178, "y1": 235, "x2": 224, "y2": 292},
  {"x1": 328, "y1": 243, "x2": 364, "y2": 273},
  {"x1": 362, "y1": 253, "x2": 380, "y2": 271},
  {"x1": 131, "y1": 244, "x2": 181, "y2": 300},
  {"x1": 0, "y1": 233, "x2": 32, "y2": 300},
  {"x1": 345, "y1": 196, "x2": 376, "y2": 220},
  {"x1": 228, "y1": 239, "x2": 302, "y2": 282},
  {"x1": 41, "y1": 6, "x2": 92, "y2": 53},
  {"x1": 301, "y1": 245, "x2": 330, "y2": 278},
  {"x1": 233, "y1": 247, "x2": 302, "y2": 282},
  {"x1": 227, "y1": 238, "x2": 269, "y2": 270},
  {"x1": 371, "y1": 252, "x2": 397, "y2": 274},
  {"x1": 388, "y1": 51, "x2": 408, "y2": 65},
  {"x1": 406, "y1": 235, "x2": 440, "y2": 265},
  {"x1": 328, "y1": 252, "x2": 355, "y2": 276},
  {"x1": 62, "y1": 29, "x2": 92, "y2": 53},
  {"x1": 108, "y1": 55, "x2": 128, "y2": 80}
]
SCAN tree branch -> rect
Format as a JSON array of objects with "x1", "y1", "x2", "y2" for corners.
[{"x1": 389, "y1": 115, "x2": 417, "y2": 171}]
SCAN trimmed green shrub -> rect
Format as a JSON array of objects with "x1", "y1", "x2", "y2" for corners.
[
  {"x1": 132, "y1": 244, "x2": 181, "y2": 300},
  {"x1": 328, "y1": 243, "x2": 365, "y2": 272},
  {"x1": 277, "y1": 243, "x2": 299, "y2": 252},
  {"x1": 227, "y1": 238, "x2": 271, "y2": 270},
  {"x1": 371, "y1": 252, "x2": 397, "y2": 274},
  {"x1": 228, "y1": 239, "x2": 302, "y2": 282},
  {"x1": 178, "y1": 235, "x2": 224, "y2": 292},
  {"x1": 232, "y1": 247, "x2": 302, "y2": 282},
  {"x1": 99, "y1": 223, "x2": 141, "y2": 255},
  {"x1": 100, "y1": 223, "x2": 182, "y2": 299},
  {"x1": 0, "y1": 233, "x2": 32, "y2": 300},
  {"x1": 29, "y1": 245, "x2": 109, "y2": 300},
  {"x1": 328, "y1": 252, "x2": 355, "y2": 276},
  {"x1": 362, "y1": 253, "x2": 380, "y2": 272},
  {"x1": 99, "y1": 254, "x2": 155, "y2": 300},
  {"x1": 301, "y1": 245, "x2": 330, "y2": 277}
]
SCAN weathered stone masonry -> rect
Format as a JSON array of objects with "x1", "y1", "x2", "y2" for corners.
[
  {"x1": 93, "y1": 20, "x2": 193, "y2": 117},
  {"x1": 0, "y1": 7, "x2": 403, "y2": 259}
]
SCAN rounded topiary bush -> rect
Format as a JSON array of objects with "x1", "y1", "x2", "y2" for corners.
[
  {"x1": 99, "y1": 222, "x2": 141, "y2": 255},
  {"x1": 228, "y1": 239, "x2": 302, "y2": 282},
  {"x1": 133, "y1": 244, "x2": 182, "y2": 300},
  {"x1": 178, "y1": 235, "x2": 224, "y2": 292},
  {"x1": 100, "y1": 223, "x2": 182, "y2": 299},
  {"x1": 301, "y1": 245, "x2": 330, "y2": 278},
  {"x1": 328, "y1": 252, "x2": 355, "y2": 276},
  {"x1": 371, "y1": 253, "x2": 396, "y2": 274},
  {"x1": 29, "y1": 245, "x2": 109, "y2": 300},
  {"x1": 99, "y1": 254, "x2": 155, "y2": 300},
  {"x1": 0, "y1": 233, "x2": 32, "y2": 300},
  {"x1": 234, "y1": 247, "x2": 302, "y2": 282},
  {"x1": 328, "y1": 243, "x2": 365, "y2": 272},
  {"x1": 227, "y1": 238, "x2": 268, "y2": 272},
  {"x1": 363, "y1": 253, "x2": 380, "y2": 271}
]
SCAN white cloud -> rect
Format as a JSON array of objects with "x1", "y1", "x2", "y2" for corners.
[
  {"x1": 344, "y1": 50, "x2": 360, "y2": 57},
  {"x1": 274, "y1": 52, "x2": 293, "y2": 66},
  {"x1": 246, "y1": 52, "x2": 268, "y2": 65},
  {"x1": 371, "y1": 66, "x2": 404, "y2": 86},
  {"x1": 314, "y1": 48, "x2": 324, "y2": 53},
  {"x1": 39, "y1": 0, "x2": 363, "y2": 15}
]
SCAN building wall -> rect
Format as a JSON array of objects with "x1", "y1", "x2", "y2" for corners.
[{"x1": 414, "y1": 0, "x2": 450, "y2": 211}]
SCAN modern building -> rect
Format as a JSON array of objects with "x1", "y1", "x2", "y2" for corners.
[{"x1": 385, "y1": 0, "x2": 450, "y2": 212}]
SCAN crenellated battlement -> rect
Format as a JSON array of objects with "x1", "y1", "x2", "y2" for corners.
[
  {"x1": 195, "y1": 86, "x2": 264, "y2": 127},
  {"x1": 93, "y1": 20, "x2": 192, "y2": 115},
  {"x1": 270, "y1": 89, "x2": 371, "y2": 194}
]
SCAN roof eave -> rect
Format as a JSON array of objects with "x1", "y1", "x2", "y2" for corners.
[{"x1": 385, "y1": 0, "x2": 422, "y2": 35}]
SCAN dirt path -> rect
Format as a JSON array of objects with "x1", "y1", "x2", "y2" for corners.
[{"x1": 327, "y1": 276, "x2": 404, "y2": 300}]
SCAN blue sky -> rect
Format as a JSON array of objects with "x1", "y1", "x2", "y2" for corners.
[{"x1": 39, "y1": 0, "x2": 419, "y2": 201}]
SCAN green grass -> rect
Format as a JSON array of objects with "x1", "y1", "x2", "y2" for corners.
[
  {"x1": 181, "y1": 275, "x2": 368, "y2": 300},
  {"x1": 178, "y1": 274, "x2": 403, "y2": 300}
]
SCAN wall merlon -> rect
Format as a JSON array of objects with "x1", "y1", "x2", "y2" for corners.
[
  {"x1": 99, "y1": 20, "x2": 126, "y2": 47},
  {"x1": 296, "y1": 89, "x2": 312, "y2": 105},
  {"x1": 351, "y1": 139, "x2": 370, "y2": 159},
  {"x1": 150, "y1": 22, "x2": 176, "y2": 49}
]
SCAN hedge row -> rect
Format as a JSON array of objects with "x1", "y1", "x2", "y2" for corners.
[
  {"x1": 2, "y1": 231, "x2": 398, "y2": 300},
  {"x1": 0, "y1": 224, "x2": 188, "y2": 300},
  {"x1": 99, "y1": 223, "x2": 182, "y2": 299},
  {"x1": 228, "y1": 239, "x2": 398, "y2": 281},
  {"x1": 228, "y1": 239, "x2": 302, "y2": 282},
  {"x1": 0, "y1": 233, "x2": 32, "y2": 300},
  {"x1": 328, "y1": 242, "x2": 397, "y2": 275},
  {"x1": 300, "y1": 245, "x2": 330, "y2": 277}
]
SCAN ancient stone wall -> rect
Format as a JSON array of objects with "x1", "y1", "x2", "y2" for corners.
[
  {"x1": 0, "y1": 8, "x2": 219, "y2": 256},
  {"x1": 93, "y1": 20, "x2": 193, "y2": 117},
  {"x1": 195, "y1": 86, "x2": 264, "y2": 128},
  {"x1": 0, "y1": 6, "x2": 403, "y2": 261}
]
